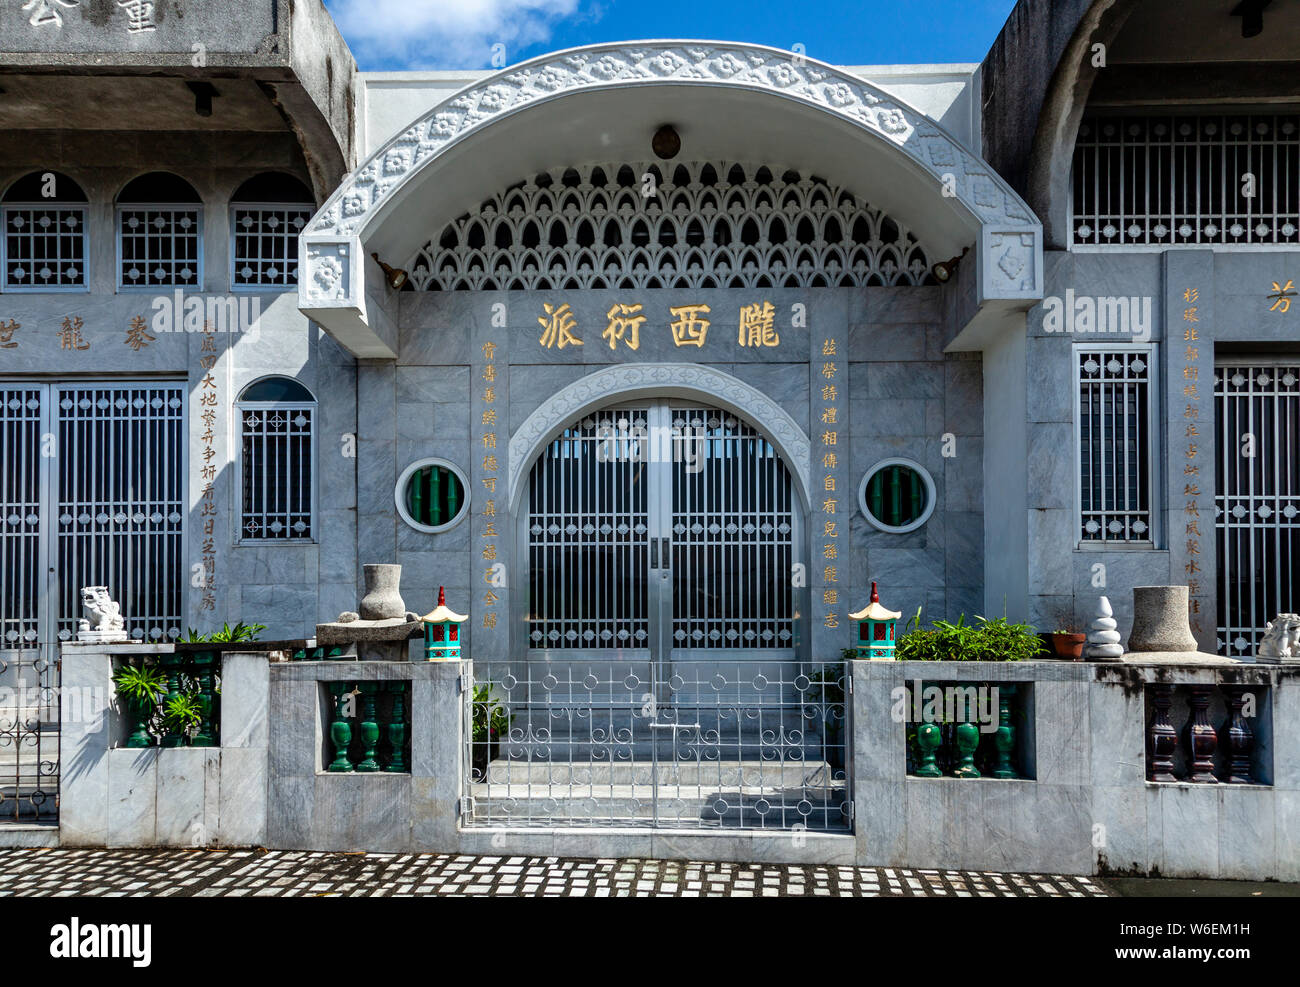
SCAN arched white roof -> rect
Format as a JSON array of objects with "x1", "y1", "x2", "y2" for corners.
[{"x1": 299, "y1": 40, "x2": 1043, "y2": 357}]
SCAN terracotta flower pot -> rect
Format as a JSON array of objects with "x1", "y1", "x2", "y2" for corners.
[{"x1": 1050, "y1": 632, "x2": 1086, "y2": 660}]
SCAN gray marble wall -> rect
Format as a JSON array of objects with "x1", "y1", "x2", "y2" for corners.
[
  {"x1": 61, "y1": 648, "x2": 1299, "y2": 877},
  {"x1": 0, "y1": 131, "x2": 356, "y2": 640},
  {"x1": 373, "y1": 285, "x2": 984, "y2": 658},
  {"x1": 59, "y1": 645, "x2": 269, "y2": 848},
  {"x1": 1025, "y1": 247, "x2": 1300, "y2": 649}
]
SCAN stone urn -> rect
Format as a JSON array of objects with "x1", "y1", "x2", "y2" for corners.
[
  {"x1": 1127, "y1": 585, "x2": 1198, "y2": 653},
  {"x1": 359, "y1": 564, "x2": 406, "y2": 620}
]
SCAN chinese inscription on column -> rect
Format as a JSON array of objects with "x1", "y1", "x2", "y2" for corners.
[
  {"x1": 479, "y1": 340, "x2": 500, "y2": 634},
  {"x1": 197, "y1": 321, "x2": 219, "y2": 615},
  {"x1": 816, "y1": 335, "x2": 845, "y2": 644},
  {"x1": 1181, "y1": 288, "x2": 1205, "y2": 637}
]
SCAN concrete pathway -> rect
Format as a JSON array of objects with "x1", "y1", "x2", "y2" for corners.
[{"x1": 0, "y1": 848, "x2": 1111, "y2": 897}]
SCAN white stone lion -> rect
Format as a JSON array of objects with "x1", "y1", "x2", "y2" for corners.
[
  {"x1": 1258, "y1": 613, "x2": 1300, "y2": 659},
  {"x1": 78, "y1": 586, "x2": 124, "y2": 633}
]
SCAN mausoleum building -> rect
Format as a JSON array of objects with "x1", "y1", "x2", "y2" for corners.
[{"x1": 0, "y1": 2, "x2": 1295, "y2": 686}]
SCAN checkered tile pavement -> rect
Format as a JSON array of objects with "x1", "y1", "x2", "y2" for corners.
[{"x1": 0, "y1": 849, "x2": 1111, "y2": 897}]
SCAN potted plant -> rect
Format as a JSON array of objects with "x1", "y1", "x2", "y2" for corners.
[
  {"x1": 471, "y1": 683, "x2": 510, "y2": 782},
  {"x1": 161, "y1": 692, "x2": 203, "y2": 747},
  {"x1": 112, "y1": 662, "x2": 167, "y2": 748},
  {"x1": 1049, "y1": 627, "x2": 1087, "y2": 660}
]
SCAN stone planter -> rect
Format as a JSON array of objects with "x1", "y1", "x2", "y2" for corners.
[{"x1": 359, "y1": 564, "x2": 406, "y2": 620}]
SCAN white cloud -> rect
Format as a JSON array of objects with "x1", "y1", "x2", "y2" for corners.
[{"x1": 326, "y1": 0, "x2": 584, "y2": 70}]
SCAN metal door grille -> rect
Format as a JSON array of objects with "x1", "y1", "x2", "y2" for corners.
[
  {"x1": 526, "y1": 407, "x2": 650, "y2": 651},
  {"x1": 0, "y1": 381, "x2": 186, "y2": 820},
  {"x1": 483, "y1": 401, "x2": 833, "y2": 831},
  {"x1": 466, "y1": 658, "x2": 850, "y2": 831},
  {"x1": 54, "y1": 385, "x2": 186, "y2": 643},
  {"x1": 670, "y1": 407, "x2": 794, "y2": 650},
  {"x1": 1215, "y1": 362, "x2": 1300, "y2": 656}
]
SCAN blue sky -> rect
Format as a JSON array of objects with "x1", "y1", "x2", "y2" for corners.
[{"x1": 324, "y1": 0, "x2": 1021, "y2": 72}]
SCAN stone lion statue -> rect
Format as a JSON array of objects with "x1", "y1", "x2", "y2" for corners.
[
  {"x1": 78, "y1": 586, "x2": 124, "y2": 633},
  {"x1": 1258, "y1": 613, "x2": 1300, "y2": 659}
]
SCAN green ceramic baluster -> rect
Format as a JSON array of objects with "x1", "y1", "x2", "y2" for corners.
[
  {"x1": 126, "y1": 679, "x2": 154, "y2": 749},
  {"x1": 992, "y1": 685, "x2": 1018, "y2": 779},
  {"x1": 915, "y1": 722, "x2": 943, "y2": 777},
  {"x1": 159, "y1": 652, "x2": 185, "y2": 748},
  {"x1": 327, "y1": 682, "x2": 354, "y2": 772},
  {"x1": 191, "y1": 653, "x2": 217, "y2": 747},
  {"x1": 356, "y1": 682, "x2": 381, "y2": 772},
  {"x1": 385, "y1": 682, "x2": 408, "y2": 773},
  {"x1": 953, "y1": 721, "x2": 981, "y2": 777}
]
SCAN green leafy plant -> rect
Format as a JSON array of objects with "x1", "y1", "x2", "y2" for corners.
[
  {"x1": 896, "y1": 614, "x2": 1040, "y2": 662},
  {"x1": 472, "y1": 683, "x2": 510, "y2": 743},
  {"x1": 112, "y1": 662, "x2": 166, "y2": 706},
  {"x1": 161, "y1": 692, "x2": 203, "y2": 736},
  {"x1": 180, "y1": 622, "x2": 266, "y2": 644}
]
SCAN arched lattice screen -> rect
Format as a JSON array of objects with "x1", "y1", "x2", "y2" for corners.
[{"x1": 410, "y1": 162, "x2": 935, "y2": 290}]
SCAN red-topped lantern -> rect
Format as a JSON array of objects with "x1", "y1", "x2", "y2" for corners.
[
  {"x1": 420, "y1": 586, "x2": 468, "y2": 661},
  {"x1": 850, "y1": 581, "x2": 902, "y2": 660}
]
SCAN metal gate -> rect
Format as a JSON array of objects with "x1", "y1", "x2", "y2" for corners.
[
  {"x1": 0, "y1": 381, "x2": 185, "y2": 820},
  {"x1": 466, "y1": 402, "x2": 851, "y2": 831},
  {"x1": 1215, "y1": 361, "x2": 1300, "y2": 656}
]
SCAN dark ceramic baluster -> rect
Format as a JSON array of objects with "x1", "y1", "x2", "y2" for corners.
[
  {"x1": 1148, "y1": 684, "x2": 1178, "y2": 782},
  {"x1": 1224, "y1": 686, "x2": 1255, "y2": 784},
  {"x1": 1187, "y1": 684, "x2": 1218, "y2": 783}
]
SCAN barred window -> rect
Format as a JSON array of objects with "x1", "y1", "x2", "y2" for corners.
[
  {"x1": 237, "y1": 377, "x2": 314, "y2": 541},
  {"x1": 116, "y1": 172, "x2": 202, "y2": 289},
  {"x1": 1073, "y1": 113, "x2": 1300, "y2": 246},
  {"x1": 1077, "y1": 348, "x2": 1155, "y2": 544},
  {"x1": 230, "y1": 172, "x2": 314, "y2": 289},
  {"x1": 2, "y1": 171, "x2": 88, "y2": 291}
]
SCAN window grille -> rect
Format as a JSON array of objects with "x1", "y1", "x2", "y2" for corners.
[
  {"x1": 412, "y1": 161, "x2": 934, "y2": 290},
  {"x1": 117, "y1": 205, "x2": 202, "y2": 288},
  {"x1": 1073, "y1": 113, "x2": 1300, "y2": 246},
  {"x1": 238, "y1": 378, "x2": 314, "y2": 540},
  {"x1": 1077, "y1": 348, "x2": 1155, "y2": 543},
  {"x1": 2, "y1": 204, "x2": 87, "y2": 291},
  {"x1": 231, "y1": 204, "x2": 311, "y2": 288}
]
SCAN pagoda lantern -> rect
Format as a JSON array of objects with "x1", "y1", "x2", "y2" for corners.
[
  {"x1": 420, "y1": 586, "x2": 468, "y2": 661},
  {"x1": 850, "y1": 581, "x2": 902, "y2": 660}
]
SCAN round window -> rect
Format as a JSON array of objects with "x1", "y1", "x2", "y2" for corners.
[
  {"x1": 396, "y1": 458, "x2": 470, "y2": 533},
  {"x1": 859, "y1": 458, "x2": 935, "y2": 534}
]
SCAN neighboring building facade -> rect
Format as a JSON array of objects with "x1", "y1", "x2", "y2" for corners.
[{"x1": 1, "y1": 0, "x2": 1296, "y2": 681}]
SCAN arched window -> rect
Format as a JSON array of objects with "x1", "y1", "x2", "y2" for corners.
[
  {"x1": 237, "y1": 376, "x2": 315, "y2": 541},
  {"x1": 2, "y1": 171, "x2": 88, "y2": 291},
  {"x1": 116, "y1": 172, "x2": 202, "y2": 290},
  {"x1": 229, "y1": 172, "x2": 314, "y2": 290}
]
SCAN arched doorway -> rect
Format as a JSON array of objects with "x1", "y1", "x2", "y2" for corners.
[
  {"x1": 468, "y1": 398, "x2": 847, "y2": 832},
  {"x1": 522, "y1": 400, "x2": 801, "y2": 671}
]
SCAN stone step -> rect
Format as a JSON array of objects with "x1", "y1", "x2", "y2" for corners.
[
  {"x1": 481, "y1": 758, "x2": 841, "y2": 787},
  {"x1": 466, "y1": 779, "x2": 850, "y2": 829}
]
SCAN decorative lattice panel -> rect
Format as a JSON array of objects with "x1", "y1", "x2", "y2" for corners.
[{"x1": 411, "y1": 161, "x2": 934, "y2": 291}]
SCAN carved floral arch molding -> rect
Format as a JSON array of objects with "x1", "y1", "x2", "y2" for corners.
[
  {"x1": 299, "y1": 41, "x2": 1043, "y2": 353},
  {"x1": 506, "y1": 363, "x2": 812, "y2": 512}
]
